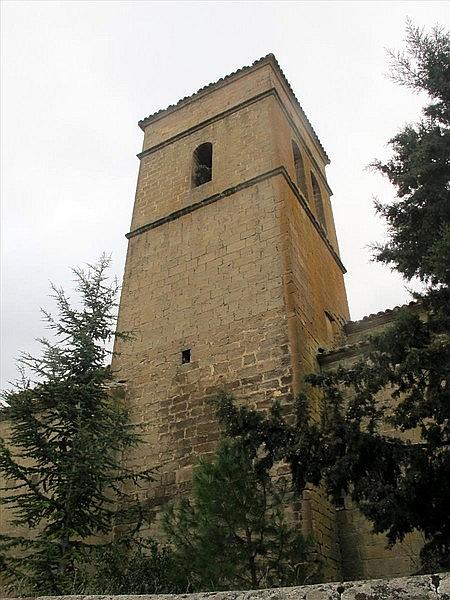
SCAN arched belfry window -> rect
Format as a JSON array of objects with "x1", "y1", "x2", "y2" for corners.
[
  {"x1": 192, "y1": 142, "x2": 213, "y2": 187},
  {"x1": 292, "y1": 141, "x2": 307, "y2": 198},
  {"x1": 311, "y1": 172, "x2": 327, "y2": 232}
]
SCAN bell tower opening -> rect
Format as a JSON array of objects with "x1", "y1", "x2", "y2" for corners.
[{"x1": 192, "y1": 142, "x2": 213, "y2": 187}]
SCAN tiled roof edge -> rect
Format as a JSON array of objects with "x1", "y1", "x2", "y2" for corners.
[
  {"x1": 138, "y1": 54, "x2": 329, "y2": 163},
  {"x1": 345, "y1": 300, "x2": 420, "y2": 329}
]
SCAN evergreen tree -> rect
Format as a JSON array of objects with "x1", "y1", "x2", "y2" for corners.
[
  {"x1": 212, "y1": 23, "x2": 450, "y2": 571},
  {"x1": 0, "y1": 257, "x2": 153, "y2": 594},
  {"x1": 372, "y1": 21, "x2": 450, "y2": 285},
  {"x1": 163, "y1": 435, "x2": 319, "y2": 591}
]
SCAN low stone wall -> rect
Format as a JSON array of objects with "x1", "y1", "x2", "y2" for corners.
[{"x1": 26, "y1": 573, "x2": 450, "y2": 600}]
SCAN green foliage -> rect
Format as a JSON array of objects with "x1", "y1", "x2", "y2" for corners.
[
  {"x1": 163, "y1": 432, "x2": 320, "y2": 591},
  {"x1": 371, "y1": 21, "x2": 450, "y2": 286},
  {"x1": 74, "y1": 540, "x2": 180, "y2": 595},
  {"x1": 213, "y1": 341, "x2": 449, "y2": 570},
  {"x1": 306, "y1": 303, "x2": 450, "y2": 570},
  {"x1": 0, "y1": 257, "x2": 153, "y2": 595},
  {"x1": 213, "y1": 392, "x2": 323, "y2": 493}
]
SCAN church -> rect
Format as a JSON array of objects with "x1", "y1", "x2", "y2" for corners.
[{"x1": 111, "y1": 54, "x2": 422, "y2": 580}]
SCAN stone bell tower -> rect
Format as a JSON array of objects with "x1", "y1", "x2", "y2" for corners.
[{"x1": 112, "y1": 54, "x2": 350, "y2": 578}]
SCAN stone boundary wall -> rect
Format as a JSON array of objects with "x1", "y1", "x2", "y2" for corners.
[{"x1": 13, "y1": 573, "x2": 448, "y2": 600}]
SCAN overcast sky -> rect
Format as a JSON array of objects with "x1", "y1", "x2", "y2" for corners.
[{"x1": 1, "y1": 0, "x2": 448, "y2": 387}]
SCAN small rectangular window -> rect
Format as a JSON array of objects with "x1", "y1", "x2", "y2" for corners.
[{"x1": 181, "y1": 349, "x2": 191, "y2": 364}]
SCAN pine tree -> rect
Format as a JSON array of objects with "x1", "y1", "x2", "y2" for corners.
[
  {"x1": 372, "y1": 21, "x2": 450, "y2": 286},
  {"x1": 163, "y1": 434, "x2": 319, "y2": 591},
  {"x1": 0, "y1": 257, "x2": 153, "y2": 594}
]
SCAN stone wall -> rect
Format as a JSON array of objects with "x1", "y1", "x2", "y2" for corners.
[{"x1": 20, "y1": 573, "x2": 450, "y2": 600}]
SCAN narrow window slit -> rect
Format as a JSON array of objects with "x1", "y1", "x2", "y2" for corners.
[
  {"x1": 292, "y1": 140, "x2": 307, "y2": 198},
  {"x1": 181, "y1": 349, "x2": 191, "y2": 364},
  {"x1": 311, "y1": 172, "x2": 327, "y2": 231}
]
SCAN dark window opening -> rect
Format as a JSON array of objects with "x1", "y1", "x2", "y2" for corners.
[
  {"x1": 311, "y1": 172, "x2": 327, "y2": 231},
  {"x1": 192, "y1": 142, "x2": 213, "y2": 187},
  {"x1": 181, "y1": 349, "x2": 191, "y2": 364},
  {"x1": 292, "y1": 140, "x2": 307, "y2": 198}
]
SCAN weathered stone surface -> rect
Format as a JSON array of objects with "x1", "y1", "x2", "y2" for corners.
[
  {"x1": 19, "y1": 572, "x2": 448, "y2": 600},
  {"x1": 341, "y1": 573, "x2": 446, "y2": 599}
]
